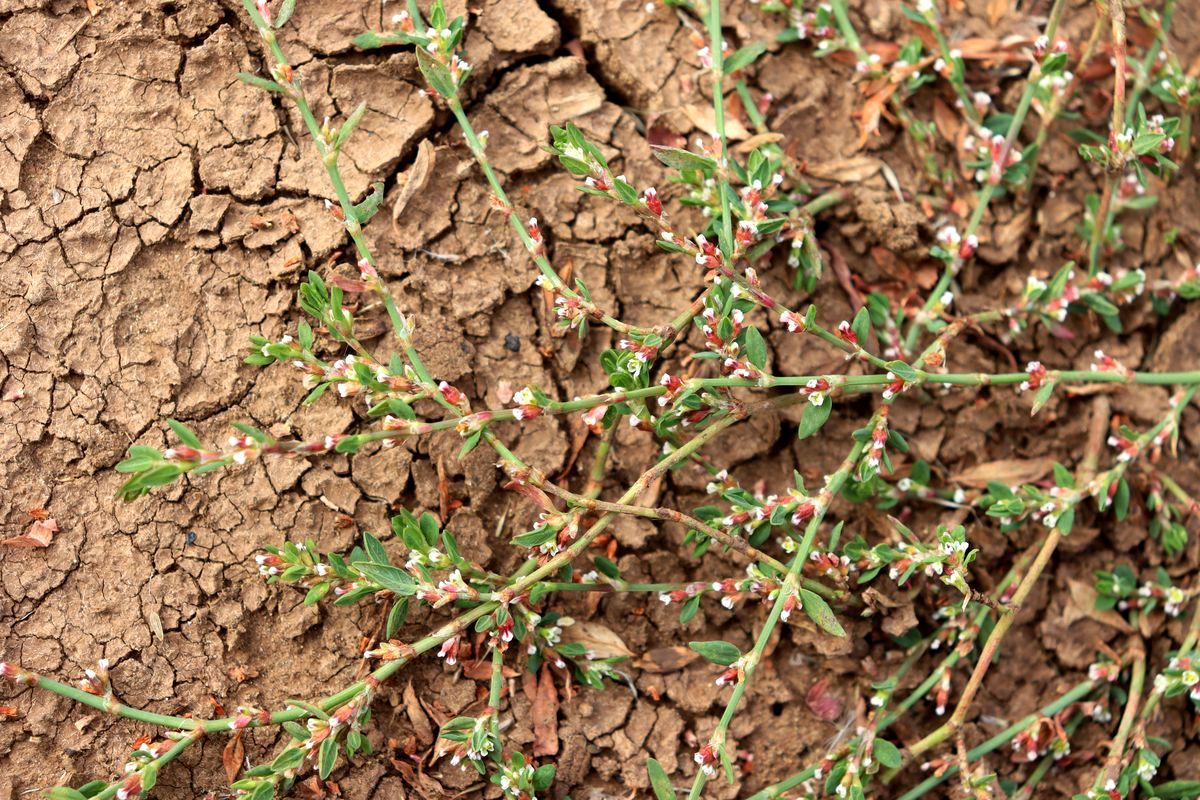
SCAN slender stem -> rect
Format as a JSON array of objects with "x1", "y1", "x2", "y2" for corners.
[
  {"x1": 446, "y1": 100, "x2": 636, "y2": 335},
  {"x1": 1093, "y1": 641, "x2": 1145, "y2": 791},
  {"x1": 689, "y1": 437, "x2": 867, "y2": 798},
  {"x1": 488, "y1": 645, "x2": 503, "y2": 743},
  {"x1": 706, "y1": 0, "x2": 734, "y2": 263},
  {"x1": 903, "y1": 0, "x2": 1068, "y2": 354},
  {"x1": 895, "y1": 681, "x2": 1098, "y2": 800}
]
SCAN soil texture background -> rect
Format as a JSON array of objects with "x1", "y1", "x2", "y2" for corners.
[{"x1": 3, "y1": 0, "x2": 1200, "y2": 798}]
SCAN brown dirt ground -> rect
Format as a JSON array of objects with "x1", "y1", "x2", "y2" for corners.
[{"x1": 3, "y1": 0, "x2": 1200, "y2": 798}]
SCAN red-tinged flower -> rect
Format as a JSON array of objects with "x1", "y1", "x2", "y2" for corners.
[
  {"x1": 584, "y1": 175, "x2": 611, "y2": 192},
  {"x1": 163, "y1": 445, "x2": 202, "y2": 461},
  {"x1": 780, "y1": 590, "x2": 801, "y2": 622},
  {"x1": 1019, "y1": 360, "x2": 1048, "y2": 392},
  {"x1": 581, "y1": 404, "x2": 607, "y2": 432},
  {"x1": 439, "y1": 381, "x2": 465, "y2": 406},
  {"x1": 496, "y1": 617, "x2": 514, "y2": 643},
  {"x1": 791, "y1": 501, "x2": 815, "y2": 526},
  {"x1": 837, "y1": 320, "x2": 857, "y2": 346},
  {"x1": 643, "y1": 187, "x2": 662, "y2": 216},
  {"x1": 356, "y1": 258, "x2": 379, "y2": 279},
  {"x1": 438, "y1": 636, "x2": 460, "y2": 666},
  {"x1": 714, "y1": 664, "x2": 741, "y2": 686},
  {"x1": 116, "y1": 773, "x2": 143, "y2": 800},
  {"x1": 958, "y1": 234, "x2": 978, "y2": 259},
  {"x1": 735, "y1": 220, "x2": 757, "y2": 248},
  {"x1": 881, "y1": 373, "x2": 906, "y2": 401},
  {"x1": 657, "y1": 373, "x2": 684, "y2": 407},
  {"x1": 780, "y1": 310, "x2": 804, "y2": 333},
  {"x1": 526, "y1": 217, "x2": 541, "y2": 242},
  {"x1": 694, "y1": 744, "x2": 719, "y2": 777},
  {"x1": 255, "y1": 0, "x2": 271, "y2": 25},
  {"x1": 694, "y1": 235, "x2": 721, "y2": 269}
]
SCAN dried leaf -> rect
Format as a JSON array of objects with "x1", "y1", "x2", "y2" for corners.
[
  {"x1": 682, "y1": 103, "x2": 751, "y2": 140},
  {"x1": 806, "y1": 155, "x2": 883, "y2": 183},
  {"x1": 932, "y1": 97, "x2": 961, "y2": 145},
  {"x1": 2, "y1": 518, "x2": 57, "y2": 548},
  {"x1": 733, "y1": 132, "x2": 785, "y2": 154},
  {"x1": 805, "y1": 678, "x2": 844, "y2": 722},
  {"x1": 558, "y1": 621, "x2": 634, "y2": 659},
  {"x1": 1066, "y1": 579, "x2": 1133, "y2": 633},
  {"x1": 223, "y1": 732, "x2": 245, "y2": 783},
  {"x1": 646, "y1": 124, "x2": 686, "y2": 149},
  {"x1": 852, "y1": 84, "x2": 899, "y2": 150},
  {"x1": 951, "y1": 457, "x2": 1055, "y2": 488},
  {"x1": 634, "y1": 646, "x2": 700, "y2": 674},
  {"x1": 403, "y1": 681, "x2": 434, "y2": 745},
  {"x1": 985, "y1": 0, "x2": 1010, "y2": 25},
  {"x1": 147, "y1": 610, "x2": 164, "y2": 641},
  {"x1": 531, "y1": 667, "x2": 559, "y2": 757},
  {"x1": 392, "y1": 139, "x2": 436, "y2": 228}
]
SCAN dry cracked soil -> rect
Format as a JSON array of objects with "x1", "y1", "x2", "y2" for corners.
[{"x1": 3, "y1": 0, "x2": 1200, "y2": 798}]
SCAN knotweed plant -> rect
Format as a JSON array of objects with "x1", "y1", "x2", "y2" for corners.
[{"x1": 5, "y1": 1, "x2": 1200, "y2": 799}]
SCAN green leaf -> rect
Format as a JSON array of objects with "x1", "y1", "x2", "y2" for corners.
[
  {"x1": 688, "y1": 640, "x2": 741, "y2": 665},
  {"x1": 460, "y1": 428, "x2": 483, "y2": 458},
  {"x1": 353, "y1": 562, "x2": 418, "y2": 595},
  {"x1": 336, "y1": 102, "x2": 367, "y2": 149},
  {"x1": 532, "y1": 764, "x2": 556, "y2": 792},
  {"x1": 873, "y1": 738, "x2": 902, "y2": 769},
  {"x1": 1031, "y1": 379, "x2": 1056, "y2": 416},
  {"x1": 362, "y1": 531, "x2": 390, "y2": 565},
  {"x1": 237, "y1": 71, "x2": 288, "y2": 94},
  {"x1": 886, "y1": 360, "x2": 918, "y2": 384},
  {"x1": 646, "y1": 758, "x2": 674, "y2": 800},
  {"x1": 318, "y1": 736, "x2": 338, "y2": 779},
  {"x1": 271, "y1": 746, "x2": 305, "y2": 772},
  {"x1": 800, "y1": 588, "x2": 845, "y2": 636},
  {"x1": 167, "y1": 419, "x2": 203, "y2": 449},
  {"x1": 650, "y1": 146, "x2": 717, "y2": 173},
  {"x1": 724, "y1": 42, "x2": 767, "y2": 74},
  {"x1": 351, "y1": 181, "x2": 385, "y2": 224},
  {"x1": 851, "y1": 306, "x2": 871, "y2": 345},
  {"x1": 798, "y1": 399, "x2": 832, "y2": 440},
  {"x1": 46, "y1": 789, "x2": 87, "y2": 800},
  {"x1": 274, "y1": 0, "x2": 297, "y2": 27},
  {"x1": 743, "y1": 326, "x2": 767, "y2": 370},
  {"x1": 415, "y1": 47, "x2": 457, "y2": 98}
]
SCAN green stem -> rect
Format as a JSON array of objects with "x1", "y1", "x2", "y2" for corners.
[
  {"x1": 447, "y1": 99, "x2": 637, "y2": 335},
  {"x1": 706, "y1": 0, "x2": 734, "y2": 263},
  {"x1": 902, "y1": 0, "x2": 1068, "y2": 354},
  {"x1": 688, "y1": 436, "x2": 868, "y2": 799},
  {"x1": 895, "y1": 681, "x2": 1097, "y2": 800}
]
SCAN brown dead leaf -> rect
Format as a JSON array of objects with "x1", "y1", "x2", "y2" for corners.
[
  {"x1": 806, "y1": 155, "x2": 883, "y2": 183},
  {"x1": 634, "y1": 646, "x2": 700, "y2": 674},
  {"x1": 558, "y1": 621, "x2": 634, "y2": 659},
  {"x1": 392, "y1": 139, "x2": 436, "y2": 229},
  {"x1": 532, "y1": 667, "x2": 559, "y2": 757},
  {"x1": 733, "y1": 132, "x2": 785, "y2": 154},
  {"x1": 682, "y1": 103, "x2": 751, "y2": 140},
  {"x1": 2, "y1": 518, "x2": 57, "y2": 548},
  {"x1": 1067, "y1": 579, "x2": 1133, "y2": 633},
  {"x1": 852, "y1": 84, "x2": 899, "y2": 150},
  {"x1": 985, "y1": 0, "x2": 1010, "y2": 25},
  {"x1": 223, "y1": 732, "x2": 245, "y2": 783},
  {"x1": 932, "y1": 97, "x2": 961, "y2": 145},
  {"x1": 646, "y1": 124, "x2": 686, "y2": 149},
  {"x1": 951, "y1": 457, "x2": 1055, "y2": 488},
  {"x1": 403, "y1": 681, "x2": 434, "y2": 745}
]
